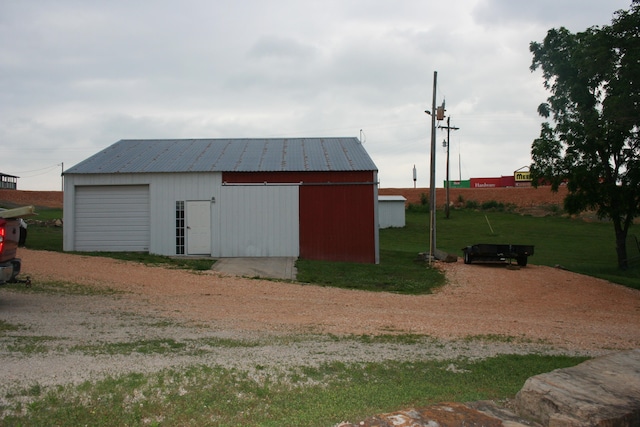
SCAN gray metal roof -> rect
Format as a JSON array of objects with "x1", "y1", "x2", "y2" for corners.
[{"x1": 64, "y1": 138, "x2": 378, "y2": 174}]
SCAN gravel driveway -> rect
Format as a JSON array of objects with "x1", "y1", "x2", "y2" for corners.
[{"x1": 1, "y1": 249, "x2": 639, "y2": 410}]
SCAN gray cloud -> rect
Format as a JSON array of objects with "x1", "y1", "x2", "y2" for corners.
[
  {"x1": 472, "y1": 0, "x2": 627, "y2": 30},
  {"x1": 0, "y1": 0, "x2": 631, "y2": 189}
]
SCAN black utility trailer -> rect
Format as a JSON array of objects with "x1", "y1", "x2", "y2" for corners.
[{"x1": 462, "y1": 243, "x2": 534, "y2": 267}]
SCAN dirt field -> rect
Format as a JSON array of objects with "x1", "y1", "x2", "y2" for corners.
[
  {"x1": 15, "y1": 248, "x2": 640, "y2": 351},
  {"x1": 0, "y1": 189, "x2": 63, "y2": 209},
  {"x1": 378, "y1": 185, "x2": 568, "y2": 208}
]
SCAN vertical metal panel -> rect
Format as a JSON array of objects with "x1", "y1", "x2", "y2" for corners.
[
  {"x1": 74, "y1": 185, "x2": 150, "y2": 251},
  {"x1": 217, "y1": 185, "x2": 299, "y2": 257},
  {"x1": 299, "y1": 180, "x2": 377, "y2": 263},
  {"x1": 225, "y1": 170, "x2": 378, "y2": 263}
]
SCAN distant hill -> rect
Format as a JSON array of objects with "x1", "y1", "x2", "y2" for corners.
[
  {"x1": 0, "y1": 190, "x2": 63, "y2": 209},
  {"x1": 0, "y1": 186, "x2": 567, "y2": 211},
  {"x1": 378, "y1": 186, "x2": 567, "y2": 208}
]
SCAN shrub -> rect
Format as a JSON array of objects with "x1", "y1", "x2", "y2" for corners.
[
  {"x1": 465, "y1": 200, "x2": 480, "y2": 210},
  {"x1": 407, "y1": 202, "x2": 429, "y2": 213},
  {"x1": 481, "y1": 200, "x2": 504, "y2": 211},
  {"x1": 546, "y1": 204, "x2": 563, "y2": 215}
]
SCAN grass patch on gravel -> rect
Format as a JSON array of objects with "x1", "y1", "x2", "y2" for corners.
[
  {"x1": 3, "y1": 333, "x2": 263, "y2": 358},
  {"x1": 194, "y1": 336, "x2": 262, "y2": 348},
  {"x1": 5, "y1": 336, "x2": 60, "y2": 354},
  {"x1": 3, "y1": 280, "x2": 124, "y2": 296},
  {"x1": 72, "y1": 251, "x2": 216, "y2": 271},
  {"x1": 334, "y1": 333, "x2": 432, "y2": 345},
  {"x1": 71, "y1": 339, "x2": 188, "y2": 356},
  {"x1": 463, "y1": 334, "x2": 553, "y2": 346},
  {"x1": 69, "y1": 336, "x2": 259, "y2": 356},
  {"x1": 1, "y1": 354, "x2": 587, "y2": 426},
  {"x1": 0, "y1": 320, "x2": 21, "y2": 335}
]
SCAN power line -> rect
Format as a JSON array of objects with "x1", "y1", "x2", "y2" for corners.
[{"x1": 12, "y1": 163, "x2": 62, "y2": 174}]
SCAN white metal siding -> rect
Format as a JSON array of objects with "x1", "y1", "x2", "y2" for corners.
[
  {"x1": 64, "y1": 172, "x2": 222, "y2": 255},
  {"x1": 74, "y1": 185, "x2": 150, "y2": 251},
  {"x1": 378, "y1": 196, "x2": 406, "y2": 228},
  {"x1": 217, "y1": 185, "x2": 299, "y2": 257}
]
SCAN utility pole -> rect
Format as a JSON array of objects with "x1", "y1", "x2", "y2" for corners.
[
  {"x1": 439, "y1": 116, "x2": 459, "y2": 219},
  {"x1": 427, "y1": 71, "x2": 438, "y2": 263}
]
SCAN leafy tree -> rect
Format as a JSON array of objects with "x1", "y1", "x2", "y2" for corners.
[{"x1": 529, "y1": 1, "x2": 640, "y2": 269}]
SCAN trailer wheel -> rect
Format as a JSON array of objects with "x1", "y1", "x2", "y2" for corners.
[
  {"x1": 464, "y1": 252, "x2": 473, "y2": 264},
  {"x1": 516, "y1": 256, "x2": 528, "y2": 267}
]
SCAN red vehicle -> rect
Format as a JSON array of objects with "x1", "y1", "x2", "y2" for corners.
[
  {"x1": 0, "y1": 217, "x2": 22, "y2": 284},
  {"x1": 0, "y1": 206, "x2": 33, "y2": 285}
]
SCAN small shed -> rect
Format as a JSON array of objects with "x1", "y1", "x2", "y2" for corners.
[
  {"x1": 378, "y1": 195, "x2": 406, "y2": 228},
  {"x1": 63, "y1": 138, "x2": 380, "y2": 263}
]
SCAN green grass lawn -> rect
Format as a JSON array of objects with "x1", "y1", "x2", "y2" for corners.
[
  {"x1": 431, "y1": 209, "x2": 639, "y2": 289},
  {"x1": 296, "y1": 248, "x2": 445, "y2": 294},
  {"x1": 301, "y1": 207, "x2": 639, "y2": 292},
  {"x1": 1, "y1": 354, "x2": 586, "y2": 426}
]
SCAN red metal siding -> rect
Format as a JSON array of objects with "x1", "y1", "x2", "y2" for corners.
[
  {"x1": 222, "y1": 171, "x2": 374, "y2": 184},
  {"x1": 299, "y1": 183, "x2": 376, "y2": 263},
  {"x1": 500, "y1": 175, "x2": 515, "y2": 187},
  {"x1": 223, "y1": 171, "x2": 377, "y2": 263}
]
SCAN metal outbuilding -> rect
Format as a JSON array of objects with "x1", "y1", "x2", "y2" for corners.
[
  {"x1": 378, "y1": 195, "x2": 406, "y2": 228},
  {"x1": 63, "y1": 138, "x2": 379, "y2": 263}
]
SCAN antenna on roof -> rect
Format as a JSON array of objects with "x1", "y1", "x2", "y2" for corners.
[{"x1": 359, "y1": 129, "x2": 366, "y2": 144}]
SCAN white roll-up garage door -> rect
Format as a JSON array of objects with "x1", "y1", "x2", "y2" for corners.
[{"x1": 74, "y1": 185, "x2": 150, "y2": 251}]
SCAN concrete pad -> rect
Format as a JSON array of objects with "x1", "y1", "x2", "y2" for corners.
[{"x1": 211, "y1": 257, "x2": 297, "y2": 280}]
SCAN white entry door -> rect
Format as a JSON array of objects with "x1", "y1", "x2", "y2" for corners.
[{"x1": 186, "y1": 201, "x2": 211, "y2": 255}]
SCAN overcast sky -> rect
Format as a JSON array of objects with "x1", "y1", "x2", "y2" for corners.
[{"x1": 1, "y1": 0, "x2": 631, "y2": 191}]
